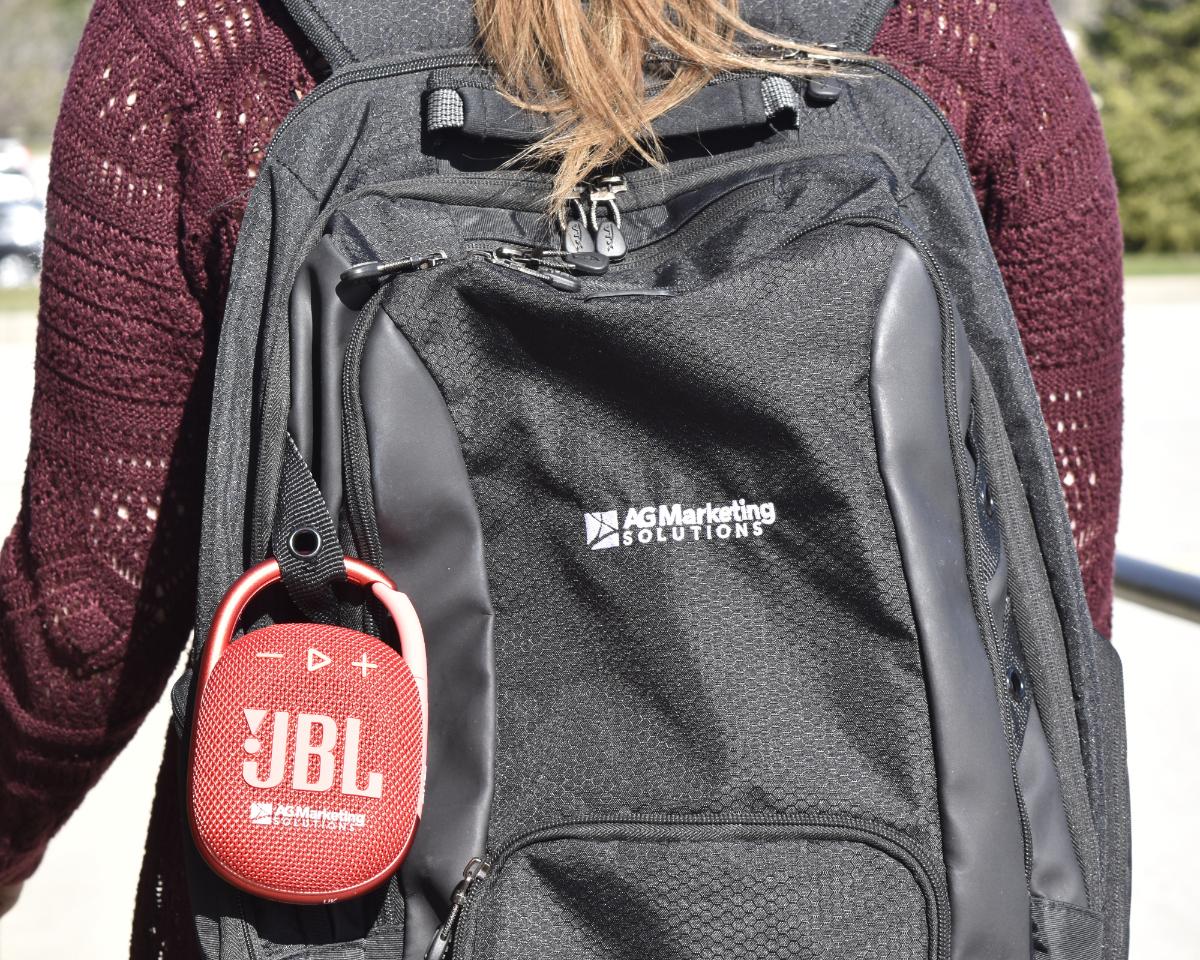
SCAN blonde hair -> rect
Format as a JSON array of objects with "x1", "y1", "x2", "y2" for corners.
[{"x1": 474, "y1": 0, "x2": 860, "y2": 208}]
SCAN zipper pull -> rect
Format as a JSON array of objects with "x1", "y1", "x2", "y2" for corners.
[
  {"x1": 496, "y1": 245, "x2": 610, "y2": 277},
  {"x1": 586, "y1": 176, "x2": 628, "y2": 261},
  {"x1": 559, "y1": 187, "x2": 596, "y2": 255},
  {"x1": 340, "y1": 250, "x2": 448, "y2": 285},
  {"x1": 483, "y1": 248, "x2": 583, "y2": 292},
  {"x1": 769, "y1": 41, "x2": 845, "y2": 66},
  {"x1": 804, "y1": 76, "x2": 843, "y2": 106},
  {"x1": 424, "y1": 857, "x2": 492, "y2": 960},
  {"x1": 544, "y1": 249, "x2": 610, "y2": 276}
]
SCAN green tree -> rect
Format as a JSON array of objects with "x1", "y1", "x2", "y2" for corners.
[
  {"x1": 0, "y1": 0, "x2": 91, "y2": 146},
  {"x1": 1084, "y1": 0, "x2": 1200, "y2": 252}
]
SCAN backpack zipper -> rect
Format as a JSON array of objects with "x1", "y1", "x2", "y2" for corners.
[
  {"x1": 424, "y1": 857, "x2": 494, "y2": 960},
  {"x1": 340, "y1": 250, "x2": 449, "y2": 284},
  {"x1": 495, "y1": 246, "x2": 610, "y2": 276},
  {"x1": 424, "y1": 813, "x2": 948, "y2": 960},
  {"x1": 300, "y1": 142, "x2": 903, "y2": 284},
  {"x1": 340, "y1": 245, "x2": 610, "y2": 295},
  {"x1": 332, "y1": 141, "x2": 902, "y2": 297},
  {"x1": 475, "y1": 249, "x2": 583, "y2": 292}
]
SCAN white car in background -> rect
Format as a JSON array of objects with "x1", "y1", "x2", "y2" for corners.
[
  {"x1": 0, "y1": 138, "x2": 33, "y2": 175},
  {"x1": 0, "y1": 168, "x2": 44, "y2": 288}
]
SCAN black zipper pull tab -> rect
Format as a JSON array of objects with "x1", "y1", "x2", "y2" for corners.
[
  {"x1": 340, "y1": 250, "x2": 448, "y2": 285},
  {"x1": 532, "y1": 248, "x2": 610, "y2": 276},
  {"x1": 533, "y1": 267, "x2": 584, "y2": 292},
  {"x1": 593, "y1": 220, "x2": 626, "y2": 260},
  {"x1": 587, "y1": 175, "x2": 628, "y2": 260},
  {"x1": 560, "y1": 250, "x2": 610, "y2": 276},
  {"x1": 560, "y1": 187, "x2": 596, "y2": 255},
  {"x1": 424, "y1": 857, "x2": 491, "y2": 960},
  {"x1": 804, "y1": 76, "x2": 843, "y2": 106}
]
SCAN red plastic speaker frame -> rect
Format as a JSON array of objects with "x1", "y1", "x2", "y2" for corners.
[{"x1": 187, "y1": 557, "x2": 428, "y2": 904}]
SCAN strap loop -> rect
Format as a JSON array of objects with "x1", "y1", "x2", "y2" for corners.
[
  {"x1": 426, "y1": 76, "x2": 802, "y2": 142},
  {"x1": 271, "y1": 433, "x2": 345, "y2": 623}
]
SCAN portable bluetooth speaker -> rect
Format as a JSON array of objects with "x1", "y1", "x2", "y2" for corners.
[{"x1": 188, "y1": 557, "x2": 428, "y2": 904}]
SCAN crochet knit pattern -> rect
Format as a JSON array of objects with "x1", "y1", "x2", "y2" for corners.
[{"x1": 0, "y1": 0, "x2": 1122, "y2": 955}]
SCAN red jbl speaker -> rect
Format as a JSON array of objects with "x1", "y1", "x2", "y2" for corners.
[{"x1": 187, "y1": 557, "x2": 428, "y2": 904}]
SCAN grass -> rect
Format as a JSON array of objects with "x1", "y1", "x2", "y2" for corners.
[
  {"x1": 1124, "y1": 253, "x2": 1200, "y2": 277},
  {"x1": 0, "y1": 286, "x2": 39, "y2": 313}
]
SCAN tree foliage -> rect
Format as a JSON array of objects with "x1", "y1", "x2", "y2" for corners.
[
  {"x1": 1084, "y1": 0, "x2": 1200, "y2": 252},
  {"x1": 0, "y1": 0, "x2": 91, "y2": 146}
]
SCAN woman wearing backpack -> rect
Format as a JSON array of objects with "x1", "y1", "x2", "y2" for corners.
[{"x1": 0, "y1": 0, "x2": 1122, "y2": 955}]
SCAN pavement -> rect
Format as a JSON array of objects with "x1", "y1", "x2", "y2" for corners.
[{"x1": 0, "y1": 276, "x2": 1197, "y2": 957}]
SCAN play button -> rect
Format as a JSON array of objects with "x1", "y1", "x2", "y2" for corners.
[{"x1": 307, "y1": 647, "x2": 331, "y2": 672}]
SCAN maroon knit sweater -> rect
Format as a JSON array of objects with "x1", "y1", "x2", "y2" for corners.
[{"x1": 0, "y1": 0, "x2": 1122, "y2": 954}]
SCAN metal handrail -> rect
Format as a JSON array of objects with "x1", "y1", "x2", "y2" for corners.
[{"x1": 1114, "y1": 555, "x2": 1200, "y2": 624}]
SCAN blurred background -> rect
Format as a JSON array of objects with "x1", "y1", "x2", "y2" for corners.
[{"x1": 0, "y1": 0, "x2": 1196, "y2": 956}]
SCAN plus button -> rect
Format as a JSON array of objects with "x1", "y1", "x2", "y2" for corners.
[{"x1": 351, "y1": 652, "x2": 378, "y2": 678}]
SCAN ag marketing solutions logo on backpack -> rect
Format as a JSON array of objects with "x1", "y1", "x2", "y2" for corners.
[{"x1": 584, "y1": 498, "x2": 777, "y2": 551}]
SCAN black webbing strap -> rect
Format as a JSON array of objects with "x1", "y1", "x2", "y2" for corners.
[
  {"x1": 272, "y1": 433, "x2": 345, "y2": 624},
  {"x1": 1030, "y1": 897, "x2": 1103, "y2": 959},
  {"x1": 426, "y1": 76, "x2": 802, "y2": 141}
]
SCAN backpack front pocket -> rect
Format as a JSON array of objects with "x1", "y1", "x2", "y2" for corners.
[{"x1": 450, "y1": 820, "x2": 946, "y2": 960}]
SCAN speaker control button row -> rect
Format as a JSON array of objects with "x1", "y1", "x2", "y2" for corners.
[{"x1": 424, "y1": 857, "x2": 492, "y2": 960}]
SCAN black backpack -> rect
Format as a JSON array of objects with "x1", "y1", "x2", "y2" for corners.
[{"x1": 176, "y1": 1, "x2": 1131, "y2": 957}]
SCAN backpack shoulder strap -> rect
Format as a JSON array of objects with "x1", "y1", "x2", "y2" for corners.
[
  {"x1": 279, "y1": 0, "x2": 477, "y2": 69},
  {"x1": 742, "y1": 0, "x2": 898, "y2": 51},
  {"x1": 281, "y1": 0, "x2": 894, "y2": 70}
]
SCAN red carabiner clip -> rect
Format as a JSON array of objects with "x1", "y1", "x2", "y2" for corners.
[
  {"x1": 198, "y1": 556, "x2": 429, "y2": 748},
  {"x1": 188, "y1": 557, "x2": 429, "y2": 904}
]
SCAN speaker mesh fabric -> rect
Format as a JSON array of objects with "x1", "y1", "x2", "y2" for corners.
[{"x1": 189, "y1": 622, "x2": 423, "y2": 900}]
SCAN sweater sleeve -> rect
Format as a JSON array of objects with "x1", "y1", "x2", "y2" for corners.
[
  {"x1": 0, "y1": 0, "x2": 207, "y2": 883},
  {"x1": 874, "y1": 0, "x2": 1124, "y2": 635}
]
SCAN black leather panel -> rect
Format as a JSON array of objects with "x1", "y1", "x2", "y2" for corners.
[
  {"x1": 871, "y1": 241, "x2": 1029, "y2": 959},
  {"x1": 1021, "y1": 699, "x2": 1089, "y2": 906},
  {"x1": 288, "y1": 237, "x2": 363, "y2": 524},
  {"x1": 984, "y1": 515, "x2": 1010, "y2": 662},
  {"x1": 360, "y1": 307, "x2": 496, "y2": 960}
]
